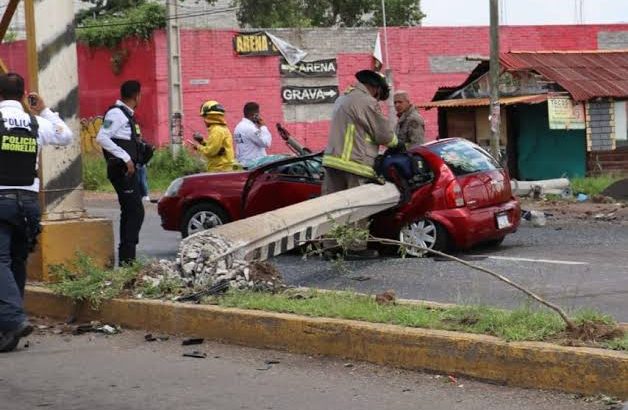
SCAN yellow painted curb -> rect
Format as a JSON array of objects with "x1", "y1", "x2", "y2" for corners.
[
  {"x1": 24, "y1": 286, "x2": 628, "y2": 399},
  {"x1": 27, "y1": 218, "x2": 114, "y2": 282}
]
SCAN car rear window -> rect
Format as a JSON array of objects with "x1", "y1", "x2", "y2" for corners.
[{"x1": 429, "y1": 140, "x2": 500, "y2": 176}]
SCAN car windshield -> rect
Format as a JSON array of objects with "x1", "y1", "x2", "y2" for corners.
[{"x1": 429, "y1": 140, "x2": 500, "y2": 176}]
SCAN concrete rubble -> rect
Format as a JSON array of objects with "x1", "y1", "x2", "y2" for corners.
[{"x1": 138, "y1": 231, "x2": 285, "y2": 296}]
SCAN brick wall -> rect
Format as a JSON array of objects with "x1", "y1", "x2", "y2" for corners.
[
  {"x1": 587, "y1": 101, "x2": 616, "y2": 151},
  {"x1": 5, "y1": 23, "x2": 628, "y2": 153}
]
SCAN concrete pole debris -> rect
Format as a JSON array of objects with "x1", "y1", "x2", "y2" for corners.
[{"x1": 177, "y1": 183, "x2": 401, "y2": 286}]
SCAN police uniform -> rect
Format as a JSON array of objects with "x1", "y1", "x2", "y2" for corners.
[
  {"x1": 96, "y1": 100, "x2": 145, "y2": 265},
  {"x1": 0, "y1": 99, "x2": 72, "y2": 341}
]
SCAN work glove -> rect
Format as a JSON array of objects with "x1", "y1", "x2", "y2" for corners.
[{"x1": 384, "y1": 142, "x2": 406, "y2": 156}]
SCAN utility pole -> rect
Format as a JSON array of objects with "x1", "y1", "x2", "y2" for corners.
[
  {"x1": 489, "y1": 0, "x2": 501, "y2": 160},
  {"x1": 166, "y1": 0, "x2": 183, "y2": 156}
]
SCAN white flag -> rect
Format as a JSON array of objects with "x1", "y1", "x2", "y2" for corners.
[
  {"x1": 373, "y1": 32, "x2": 383, "y2": 71},
  {"x1": 266, "y1": 32, "x2": 307, "y2": 66}
]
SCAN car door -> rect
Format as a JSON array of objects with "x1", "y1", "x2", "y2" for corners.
[{"x1": 242, "y1": 154, "x2": 323, "y2": 217}]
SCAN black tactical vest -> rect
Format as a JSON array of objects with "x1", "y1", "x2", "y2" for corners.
[
  {"x1": 0, "y1": 111, "x2": 39, "y2": 186},
  {"x1": 102, "y1": 105, "x2": 141, "y2": 163}
]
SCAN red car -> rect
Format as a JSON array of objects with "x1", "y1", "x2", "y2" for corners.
[{"x1": 157, "y1": 138, "x2": 520, "y2": 256}]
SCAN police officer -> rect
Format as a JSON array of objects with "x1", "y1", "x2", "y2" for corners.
[
  {"x1": 0, "y1": 72, "x2": 73, "y2": 352},
  {"x1": 96, "y1": 80, "x2": 146, "y2": 266}
]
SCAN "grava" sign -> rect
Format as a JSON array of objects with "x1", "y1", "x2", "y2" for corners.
[
  {"x1": 279, "y1": 58, "x2": 337, "y2": 78},
  {"x1": 281, "y1": 86, "x2": 339, "y2": 105}
]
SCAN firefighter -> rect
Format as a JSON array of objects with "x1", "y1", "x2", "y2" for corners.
[
  {"x1": 321, "y1": 70, "x2": 399, "y2": 258},
  {"x1": 193, "y1": 100, "x2": 238, "y2": 172}
]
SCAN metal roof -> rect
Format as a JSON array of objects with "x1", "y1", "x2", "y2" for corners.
[
  {"x1": 418, "y1": 94, "x2": 547, "y2": 109},
  {"x1": 500, "y1": 51, "x2": 628, "y2": 101}
]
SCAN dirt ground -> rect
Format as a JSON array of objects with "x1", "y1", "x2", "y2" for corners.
[{"x1": 519, "y1": 198, "x2": 628, "y2": 224}]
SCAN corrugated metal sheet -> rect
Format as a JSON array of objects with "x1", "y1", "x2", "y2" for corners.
[
  {"x1": 500, "y1": 51, "x2": 628, "y2": 101},
  {"x1": 418, "y1": 94, "x2": 547, "y2": 109}
]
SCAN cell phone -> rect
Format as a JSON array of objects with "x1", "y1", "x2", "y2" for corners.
[
  {"x1": 252, "y1": 113, "x2": 261, "y2": 124},
  {"x1": 28, "y1": 95, "x2": 37, "y2": 107}
]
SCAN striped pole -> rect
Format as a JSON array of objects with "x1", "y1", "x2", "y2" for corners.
[{"x1": 26, "y1": 0, "x2": 83, "y2": 220}]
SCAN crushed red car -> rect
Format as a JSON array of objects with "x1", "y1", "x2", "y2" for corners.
[{"x1": 158, "y1": 131, "x2": 520, "y2": 256}]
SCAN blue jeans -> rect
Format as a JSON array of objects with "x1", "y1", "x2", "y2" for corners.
[
  {"x1": 0, "y1": 192, "x2": 40, "y2": 332},
  {"x1": 137, "y1": 164, "x2": 149, "y2": 198}
]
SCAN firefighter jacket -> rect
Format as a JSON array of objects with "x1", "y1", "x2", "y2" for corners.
[
  {"x1": 197, "y1": 113, "x2": 238, "y2": 172},
  {"x1": 322, "y1": 83, "x2": 397, "y2": 179}
]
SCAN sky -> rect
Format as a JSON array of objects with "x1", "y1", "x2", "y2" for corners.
[{"x1": 421, "y1": 0, "x2": 628, "y2": 26}]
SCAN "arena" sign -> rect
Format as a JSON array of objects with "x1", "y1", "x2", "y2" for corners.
[{"x1": 280, "y1": 58, "x2": 337, "y2": 78}]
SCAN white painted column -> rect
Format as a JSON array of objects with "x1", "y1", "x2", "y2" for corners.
[{"x1": 32, "y1": 0, "x2": 84, "y2": 220}]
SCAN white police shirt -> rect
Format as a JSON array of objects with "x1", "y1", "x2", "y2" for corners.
[
  {"x1": 0, "y1": 100, "x2": 73, "y2": 193},
  {"x1": 95, "y1": 100, "x2": 136, "y2": 163},
  {"x1": 233, "y1": 118, "x2": 272, "y2": 166}
]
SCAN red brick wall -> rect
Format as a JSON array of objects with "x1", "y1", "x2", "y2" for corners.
[
  {"x1": 171, "y1": 24, "x2": 628, "y2": 152},
  {"x1": 77, "y1": 38, "x2": 160, "y2": 145},
  {"x1": 5, "y1": 24, "x2": 627, "y2": 153}
]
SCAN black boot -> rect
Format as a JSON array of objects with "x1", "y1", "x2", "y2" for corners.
[{"x1": 118, "y1": 243, "x2": 136, "y2": 266}]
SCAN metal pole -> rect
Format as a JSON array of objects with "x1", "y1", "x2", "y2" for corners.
[
  {"x1": 489, "y1": 0, "x2": 501, "y2": 160},
  {"x1": 381, "y1": 0, "x2": 390, "y2": 68},
  {"x1": 166, "y1": 0, "x2": 183, "y2": 157}
]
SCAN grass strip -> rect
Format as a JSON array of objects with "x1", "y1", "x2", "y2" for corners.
[
  {"x1": 571, "y1": 175, "x2": 621, "y2": 197},
  {"x1": 212, "y1": 290, "x2": 626, "y2": 349}
]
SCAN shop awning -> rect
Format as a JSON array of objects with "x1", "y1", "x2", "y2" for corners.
[{"x1": 418, "y1": 94, "x2": 548, "y2": 109}]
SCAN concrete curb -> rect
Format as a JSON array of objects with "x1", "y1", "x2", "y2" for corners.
[{"x1": 25, "y1": 286, "x2": 628, "y2": 399}]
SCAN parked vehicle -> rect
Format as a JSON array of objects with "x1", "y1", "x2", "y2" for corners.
[{"x1": 157, "y1": 135, "x2": 520, "y2": 256}]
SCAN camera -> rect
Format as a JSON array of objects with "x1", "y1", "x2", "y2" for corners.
[{"x1": 28, "y1": 95, "x2": 37, "y2": 107}]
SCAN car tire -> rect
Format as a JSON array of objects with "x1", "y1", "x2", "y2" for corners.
[
  {"x1": 181, "y1": 202, "x2": 230, "y2": 238},
  {"x1": 398, "y1": 218, "x2": 448, "y2": 257},
  {"x1": 483, "y1": 236, "x2": 505, "y2": 248}
]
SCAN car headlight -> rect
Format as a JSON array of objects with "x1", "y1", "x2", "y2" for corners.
[{"x1": 164, "y1": 178, "x2": 183, "y2": 197}]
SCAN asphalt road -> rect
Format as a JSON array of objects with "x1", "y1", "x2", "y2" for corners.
[
  {"x1": 0, "y1": 329, "x2": 613, "y2": 410},
  {"x1": 86, "y1": 197, "x2": 628, "y2": 321}
]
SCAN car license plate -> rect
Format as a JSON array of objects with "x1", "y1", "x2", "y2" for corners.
[{"x1": 496, "y1": 212, "x2": 511, "y2": 229}]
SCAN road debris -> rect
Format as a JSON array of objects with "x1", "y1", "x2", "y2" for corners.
[
  {"x1": 72, "y1": 321, "x2": 121, "y2": 335},
  {"x1": 144, "y1": 333, "x2": 169, "y2": 342},
  {"x1": 183, "y1": 351, "x2": 207, "y2": 359},
  {"x1": 375, "y1": 290, "x2": 396, "y2": 305},
  {"x1": 182, "y1": 338, "x2": 204, "y2": 346}
]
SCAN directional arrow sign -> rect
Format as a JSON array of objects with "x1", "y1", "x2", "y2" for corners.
[
  {"x1": 279, "y1": 58, "x2": 337, "y2": 78},
  {"x1": 281, "y1": 85, "x2": 339, "y2": 105}
]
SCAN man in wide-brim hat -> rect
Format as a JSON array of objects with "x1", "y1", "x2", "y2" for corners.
[{"x1": 321, "y1": 69, "x2": 399, "y2": 259}]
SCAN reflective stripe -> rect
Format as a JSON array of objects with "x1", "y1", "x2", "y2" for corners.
[
  {"x1": 341, "y1": 123, "x2": 355, "y2": 160},
  {"x1": 323, "y1": 155, "x2": 376, "y2": 178},
  {"x1": 365, "y1": 133, "x2": 376, "y2": 145},
  {"x1": 387, "y1": 133, "x2": 398, "y2": 148}
]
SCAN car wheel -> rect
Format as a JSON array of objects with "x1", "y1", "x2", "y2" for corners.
[
  {"x1": 399, "y1": 219, "x2": 448, "y2": 257},
  {"x1": 181, "y1": 203, "x2": 230, "y2": 238},
  {"x1": 483, "y1": 236, "x2": 505, "y2": 248}
]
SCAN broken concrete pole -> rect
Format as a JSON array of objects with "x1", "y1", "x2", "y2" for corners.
[
  {"x1": 511, "y1": 178, "x2": 571, "y2": 198},
  {"x1": 177, "y1": 182, "x2": 401, "y2": 287}
]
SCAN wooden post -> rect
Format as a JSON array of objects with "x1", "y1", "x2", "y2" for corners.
[
  {"x1": 0, "y1": 0, "x2": 20, "y2": 43},
  {"x1": 24, "y1": 0, "x2": 38, "y2": 93}
]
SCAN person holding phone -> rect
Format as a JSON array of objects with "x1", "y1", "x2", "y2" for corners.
[
  {"x1": 192, "y1": 100, "x2": 238, "y2": 172},
  {"x1": 233, "y1": 102, "x2": 272, "y2": 168},
  {"x1": 0, "y1": 73, "x2": 73, "y2": 352}
]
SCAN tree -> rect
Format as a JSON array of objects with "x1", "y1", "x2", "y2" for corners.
[{"x1": 229, "y1": 0, "x2": 424, "y2": 28}]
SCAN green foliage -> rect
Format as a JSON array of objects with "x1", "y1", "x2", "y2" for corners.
[
  {"x1": 77, "y1": 1, "x2": 166, "y2": 48},
  {"x1": 50, "y1": 253, "x2": 142, "y2": 309},
  {"x1": 230, "y1": 0, "x2": 424, "y2": 28},
  {"x1": 82, "y1": 154, "x2": 113, "y2": 192},
  {"x1": 571, "y1": 175, "x2": 620, "y2": 197},
  {"x1": 82, "y1": 148, "x2": 205, "y2": 193},
  {"x1": 136, "y1": 275, "x2": 184, "y2": 299},
  {"x1": 370, "y1": 0, "x2": 425, "y2": 26},
  {"x1": 146, "y1": 147, "x2": 206, "y2": 192},
  {"x1": 214, "y1": 290, "x2": 628, "y2": 347}
]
